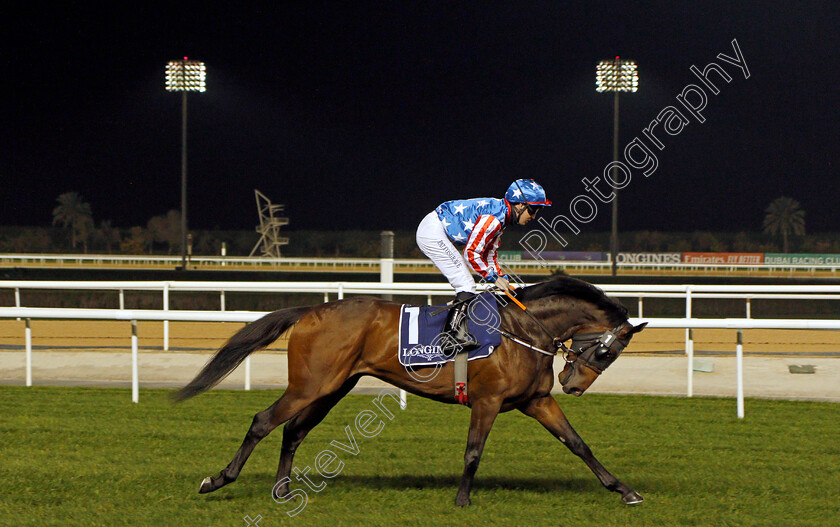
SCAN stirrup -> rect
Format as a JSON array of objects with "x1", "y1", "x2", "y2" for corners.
[
  {"x1": 442, "y1": 300, "x2": 478, "y2": 353},
  {"x1": 443, "y1": 330, "x2": 478, "y2": 352},
  {"x1": 440, "y1": 331, "x2": 478, "y2": 354}
]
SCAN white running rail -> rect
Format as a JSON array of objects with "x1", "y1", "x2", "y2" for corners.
[
  {"x1": 2, "y1": 253, "x2": 839, "y2": 274},
  {"x1": 2, "y1": 280, "x2": 840, "y2": 416}
]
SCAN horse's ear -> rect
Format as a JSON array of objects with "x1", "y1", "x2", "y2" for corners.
[{"x1": 628, "y1": 322, "x2": 648, "y2": 335}]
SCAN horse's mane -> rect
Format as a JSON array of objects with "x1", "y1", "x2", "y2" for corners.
[{"x1": 515, "y1": 275, "x2": 628, "y2": 323}]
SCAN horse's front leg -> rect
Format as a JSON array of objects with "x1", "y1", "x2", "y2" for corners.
[
  {"x1": 519, "y1": 395, "x2": 643, "y2": 505},
  {"x1": 454, "y1": 396, "x2": 503, "y2": 507}
]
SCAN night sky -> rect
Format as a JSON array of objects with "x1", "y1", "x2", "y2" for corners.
[{"x1": 5, "y1": 2, "x2": 839, "y2": 235}]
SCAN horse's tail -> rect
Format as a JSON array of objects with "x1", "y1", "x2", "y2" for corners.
[{"x1": 172, "y1": 306, "x2": 313, "y2": 402}]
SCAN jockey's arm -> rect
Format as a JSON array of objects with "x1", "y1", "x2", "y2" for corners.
[{"x1": 463, "y1": 215, "x2": 505, "y2": 284}]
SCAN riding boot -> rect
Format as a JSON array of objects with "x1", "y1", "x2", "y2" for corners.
[{"x1": 441, "y1": 292, "x2": 479, "y2": 354}]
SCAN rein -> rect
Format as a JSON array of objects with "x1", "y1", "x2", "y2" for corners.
[
  {"x1": 497, "y1": 290, "x2": 630, "y2": 371},
  {"x1": 496, "y1": 328, "x2": 558, "y2": 357},
  {"x1": 500, "y1": 289, "x2": 568, "y2": 351},
  {"x1": 430, "y1": 289, "x2": 629, "y2": 369}
]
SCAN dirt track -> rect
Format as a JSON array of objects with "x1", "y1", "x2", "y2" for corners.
[{"x1": 1, "y1": 321, "x2": 838, "y2": 401}]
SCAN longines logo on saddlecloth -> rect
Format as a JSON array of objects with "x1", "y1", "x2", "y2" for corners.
[{"x1": 403, "y1": 345, "x2": 443, "y2": 360}]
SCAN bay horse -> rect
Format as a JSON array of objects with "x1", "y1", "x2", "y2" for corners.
[{"x1": 175, "y1": 276, "x2": 647, "y2": 506}]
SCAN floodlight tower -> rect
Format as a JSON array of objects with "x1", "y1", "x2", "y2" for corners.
[
  {"x1": 166, "y1": 58, "x2": 206, "y2": 269},
  {"x1": 596, "y1": 57, "x2": 638, "y2": 276}
]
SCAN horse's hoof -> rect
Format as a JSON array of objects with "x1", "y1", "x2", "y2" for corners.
[
  {"x1": 622, "y1": 491, "x2": 644, "y2": 505},
  {"x1": 199, "y1": 476, "x2": 214, "y2": 494},
  {"x1": 454, "y1": 496, "x2": 472, "y2": 507},
  {"x1": 272, "y1": 487, "x2": 289, "y2": 500}
]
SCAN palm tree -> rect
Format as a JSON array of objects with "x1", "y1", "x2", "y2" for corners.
[
  {"x1": 52, "y1": 192, "x2": 93, "y2": 251},
  {"x1": 762, "y1": 196, "x2": 805, "y2": 253}
]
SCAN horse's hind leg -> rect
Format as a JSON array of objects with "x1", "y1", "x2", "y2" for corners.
[
  {"x1": 273, "y1": 376, "x2": 360, "y2": 497},
  {"x1": 519, "y1": 396, "x2": 643, "y2": 505},
  {"x1": 198, "y1": 388, "x2": 316, "y2": 494}
]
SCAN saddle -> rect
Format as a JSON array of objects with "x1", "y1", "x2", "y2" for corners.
[{"x1": 398, "y1": 293, "x2": 502, "y2": 405}]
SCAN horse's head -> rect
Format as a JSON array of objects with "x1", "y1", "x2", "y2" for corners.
[
  {"x1": 513, "y1": 276, "x2": 648, "y2": 397},
  {"x1": 557, "y1": 322, "x2": 647, "y2": 396}
]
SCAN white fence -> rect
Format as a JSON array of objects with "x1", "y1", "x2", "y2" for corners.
[
  {"x1": 2, "y1": 281, "x2": 840, "y2": 417},
  {"x1": 2, "y1": 253, "x2": 839, "y2": 275},
  {"x1": 5, "y1": 280, "x2": 840, "y2": 349}
]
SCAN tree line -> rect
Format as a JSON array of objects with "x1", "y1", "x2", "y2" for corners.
[
  {"x1": 50, "y1": 192, "x2": 187, "y2": 254},
  {"x1": 0, "y1": 192, "x2": 826, "y2": 256}
]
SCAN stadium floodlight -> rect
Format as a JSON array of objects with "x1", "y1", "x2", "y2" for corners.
[
  {"x1": 165, "y1": 58, "x2": 206, "y2": 269},
  {"x1": 596, "y1": 59, "x2": 638, "y2": 93},
  {"x1": 596, "y1": 57, "x2": 638, "y2": 276}
]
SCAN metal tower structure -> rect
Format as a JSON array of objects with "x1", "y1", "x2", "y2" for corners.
[{"x1": 249, "y1": 189, "x2": 289, "y2": 257}]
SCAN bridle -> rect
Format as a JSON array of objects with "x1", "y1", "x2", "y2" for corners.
[
  {"x1": 497, "y1": 293, "x2": 630, "y2": 375},
  {"x1": 560, "y1": 324, "x2": 631, "y2": 375}
]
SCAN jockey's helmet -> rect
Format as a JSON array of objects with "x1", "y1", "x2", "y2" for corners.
[{"x1": 505, "y1": 179, "x2": 552, "y2": 207}]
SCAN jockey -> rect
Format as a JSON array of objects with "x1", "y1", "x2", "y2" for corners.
[{"x1": 415, "y1": 179, "x2": 552, "y2": 352}]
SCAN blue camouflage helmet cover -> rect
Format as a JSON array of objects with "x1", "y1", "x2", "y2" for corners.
[{"x1": 505, "y1": 179, "x2": 552, "y2": 206}]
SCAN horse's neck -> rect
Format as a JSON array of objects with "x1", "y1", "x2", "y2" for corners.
[{"x1": 526, "y1": 296, "x2": 606, "y2": 338}]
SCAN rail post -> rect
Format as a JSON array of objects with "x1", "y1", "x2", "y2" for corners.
[
  {"x1": 245, "y1": 357, "x2": 251, "y2": 391},
  {"x1": 736, "y1": 329, "x2": 744, "y2": 418},
  {"x1": 380, "y1": 231, "x2": 394, "y2": 302},
  {"x1": 131, "y1": 320, "x2": 139, "y2": 403},
  {"x1": 686, "y1": 286, "x2": 693, "y2": 397},
  {"x1": 25, "y1": 318, "x2": 32, "y2": 387},
  {"x1": 163, "y1": 283, "x2": 170, "y2": 351},
  {"x1": 380, "y1": 230, "x2": 403, "y2": 405}
]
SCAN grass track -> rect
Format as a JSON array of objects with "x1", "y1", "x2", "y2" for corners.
[{"x1": 1, "y1": 386, "x2": 838, "y2": 526}]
